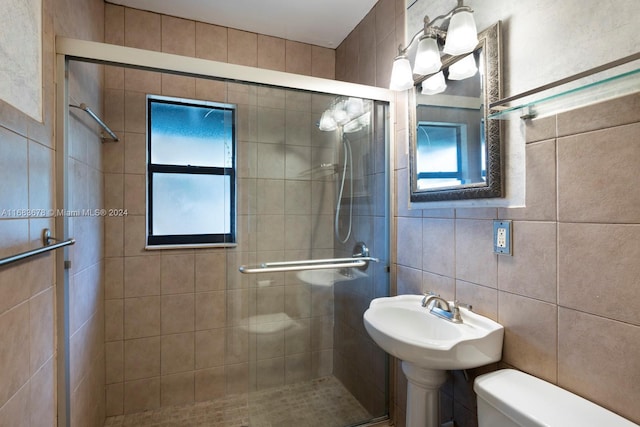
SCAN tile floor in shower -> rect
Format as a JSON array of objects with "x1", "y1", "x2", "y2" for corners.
[{"x1": 104, "y1": 376, "x2": 371, "y2": 427}]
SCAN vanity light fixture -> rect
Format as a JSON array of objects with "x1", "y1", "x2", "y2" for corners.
[
  {"x1": 442, "y1": 7, "x2": 478, "y2": 55},
  {"x1": 413, "y1": 35, "x2": 442, "y2": 75},
  {"x1": 389, "y1": 54, "x2": 414, "y2": 91},
  {"x1": 389, "y1": 0, "x2": 478, "y2": 92},
  {"x1": 448, "y1": 53, "x2": 478, "y2": 80}
]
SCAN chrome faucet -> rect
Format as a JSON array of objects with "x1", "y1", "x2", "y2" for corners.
[
  {"x1": 421, "y1": 293, "x2": 464, "y2": 324},
  {"x1": 421, "y1": 293, "x2": 450, "y2": 310}
]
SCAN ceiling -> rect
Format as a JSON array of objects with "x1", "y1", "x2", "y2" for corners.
[{"x1": 107, "y1": 0, "x2": 378, "y2": 48}]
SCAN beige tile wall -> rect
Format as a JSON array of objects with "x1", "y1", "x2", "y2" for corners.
[
  {"x1": 63, "y1": 1, "x2": 108, "y2": 425},
  {"x1": 0, "y1": 0, "x2": 105, "y2": 426},
  {"x1": 68, "y1": 57, "x2": 107, "y2": 427},
  {"x1": 391, "y1": 94, "x2": 640, "y2": 426},
  {"x1": 103, "y1": 4, "x2": 341, "y2": 416}
]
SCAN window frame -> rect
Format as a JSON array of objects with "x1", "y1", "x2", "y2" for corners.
[{"x1": 146, "y1": 95, "x2": 237, "y2": 248}]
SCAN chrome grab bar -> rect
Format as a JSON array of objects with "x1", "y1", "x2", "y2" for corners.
[
  {"x1": 239, "y1": 256, "x2": 378, "y2": 274},
  {"x1": 239, "y1": 241, "x2": 378, "y2": 274},
  {"x1": 0, "y1": 228, "x2": 75, "y2": 267}
]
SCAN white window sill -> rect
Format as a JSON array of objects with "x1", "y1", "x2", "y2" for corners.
[{"x1": 145, "y1": 243, "x2": 238, "y2": 250}]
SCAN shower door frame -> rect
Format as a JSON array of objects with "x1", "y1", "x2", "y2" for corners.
[{"x1": 55, "y1": 37, "x2": 396, "y2": 427}]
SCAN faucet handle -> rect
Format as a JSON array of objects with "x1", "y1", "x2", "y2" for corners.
[
  {"x1": 421, "y1": 291, "x2": 439, "y2": 307},
  {"x1": 451, "y1": 300, "x2": 464, "y2": 323},
  {"x1": 453, "y1": 300, "x2": 473, "y2": 311}
]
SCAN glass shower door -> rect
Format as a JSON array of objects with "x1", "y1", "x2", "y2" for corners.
[{"x1": 229, "y1": 84, "x2": 390, "y2": 426}]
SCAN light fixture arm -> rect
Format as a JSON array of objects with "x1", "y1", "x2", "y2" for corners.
[
  {"x1": 398, "y1": 0, "x2": 472, "y2": 55},
  {"x1": 389, "y1": 0, "x2": 477, "y2": 91}
]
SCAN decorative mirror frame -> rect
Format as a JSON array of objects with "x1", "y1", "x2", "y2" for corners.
[{"x1": 409, "y1": 21, "x2": 502, "y2": 202}]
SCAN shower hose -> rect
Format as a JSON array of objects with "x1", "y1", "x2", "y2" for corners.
[{"x1": 335, "y1": 135, "x2": 353, "y2": 244}]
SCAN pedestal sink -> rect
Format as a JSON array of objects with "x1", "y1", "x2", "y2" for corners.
[{"x1": 363, "y1": 295, "x2": 504, "y2": 427}]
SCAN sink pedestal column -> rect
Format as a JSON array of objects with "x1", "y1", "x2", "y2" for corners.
[{"x1": 402, "y1": 361, "x2": 448, "y2": 427}]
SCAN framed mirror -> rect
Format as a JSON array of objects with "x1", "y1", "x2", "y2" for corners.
[{"x1": 409, "y1": 22, "x2": 502, "y2": 202}]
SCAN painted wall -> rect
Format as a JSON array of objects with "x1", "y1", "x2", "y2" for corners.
[
  {"x1": 0, "y1": 0, "x2": 105, "y2": 425},
  {"x1": 337, "y1": 0, "x2": 640, "y2": 426},
  {"x1": 407, "y1": 0, "x2": 640, "y2": 96}
]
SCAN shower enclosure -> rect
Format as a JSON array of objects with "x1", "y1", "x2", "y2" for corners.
[{"x1": 58, "y1": 38, "x2": 391, "y2": 427}]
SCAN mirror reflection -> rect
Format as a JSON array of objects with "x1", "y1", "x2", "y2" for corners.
[
  {"x1": 415, "y1": 48, "x2": 485, "y2": 190},
  {"x1": 409, "y1": 22, "x2": 502, "y2": 202}
]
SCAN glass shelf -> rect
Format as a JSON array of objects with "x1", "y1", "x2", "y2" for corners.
[{"x1": 488, "y1": 66, "x2": 640, "y2": 120}]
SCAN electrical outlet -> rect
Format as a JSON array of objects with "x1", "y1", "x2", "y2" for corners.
[
  {"x1": 497, "y1": 227, "x2": 507, "y2": 248},
  {"x1": 493, "y1": 220, "x2": 512, "y2": 255}
]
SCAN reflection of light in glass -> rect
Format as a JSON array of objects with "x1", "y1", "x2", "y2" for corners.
[
  {"x1": 345, "y1": 97, "x2": 364, "y2": 117},
  {"x1": 318, "y1": 109, "x2": 338, "y2": 131},
  {"x1": 448, "y1": 54, "x2": 478, "y2": 80},
  {"x1": 343, "y1": 112, "x2": 371, "y2": 134},
  {"x1": 332, "y1": 101, "x2": 350, "y2": 125},
  {"x1": 421, "y1": 72, "x2": 447, "y2": 95},
  {"x1": 240, "y1": 313, "x2": 300, "y2": 334}
]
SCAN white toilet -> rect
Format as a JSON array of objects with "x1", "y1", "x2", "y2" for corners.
[{"x1": 474, "y1": 369, "x2": 639, "y2": 427}]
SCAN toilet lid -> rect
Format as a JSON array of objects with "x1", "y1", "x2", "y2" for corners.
[{"x1": 474, "y1": 369, "x2": 638, "y2": 427}]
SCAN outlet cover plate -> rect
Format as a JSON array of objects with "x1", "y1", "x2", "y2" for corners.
[{"x1": 493, "y1": 220, "x2": 512, "y2": 255}]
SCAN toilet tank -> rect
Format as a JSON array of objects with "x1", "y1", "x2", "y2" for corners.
[{"x1": 474, "y1": 369, "x2": 639, "y2": 427}]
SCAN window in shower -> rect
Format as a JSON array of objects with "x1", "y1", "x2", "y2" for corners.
[{"x1": 146, "y1": 95, "x2": 236, "y2": 247}]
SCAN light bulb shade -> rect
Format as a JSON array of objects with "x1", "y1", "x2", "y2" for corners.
[
  {"x1": 318, "y1": 110, "x2": 337, "y2": 131},
  {"x1": 413, "y1": 36, "x2": 442, "y2": 75},
  {"x1": 389, "y1": 56, "x2": 414, "y2": 91},
  {"x1": 421, "y1": 71, "x2": 447, "y2": 95},
  {"x1": 443, "y1": 9, "x2": 478, "y2": 55},
  {"x1": 448, "y1": 53, "x2": 477, "y2": 80}
]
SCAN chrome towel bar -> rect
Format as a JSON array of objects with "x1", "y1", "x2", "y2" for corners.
[
  {"x1": 0, "y1": 228, "x2": 75, "y2": 267},
  {"x1": 239, "y1": 241, "x2": 378, "y2": 274},
  {"x1": 239, "y1": 256, "x2": 379, "y2": 274},
  {"x1": 69, "y1": 103, "x2": 119, "y2": 141}
]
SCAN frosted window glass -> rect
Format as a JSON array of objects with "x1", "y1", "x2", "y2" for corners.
[
  {"x1": 152, "y1": 173, "x2": 231, "y2": 236},
  {"x1": 150, "y1": 101, "x2": 233, "y2": 167},
  {"x1": 417, "y1": 125, "x2": 459, "y2": 173}
]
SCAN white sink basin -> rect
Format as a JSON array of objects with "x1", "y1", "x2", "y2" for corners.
[{"x1": 363, "y1": 294, "x2": 504, "y2": 370}]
